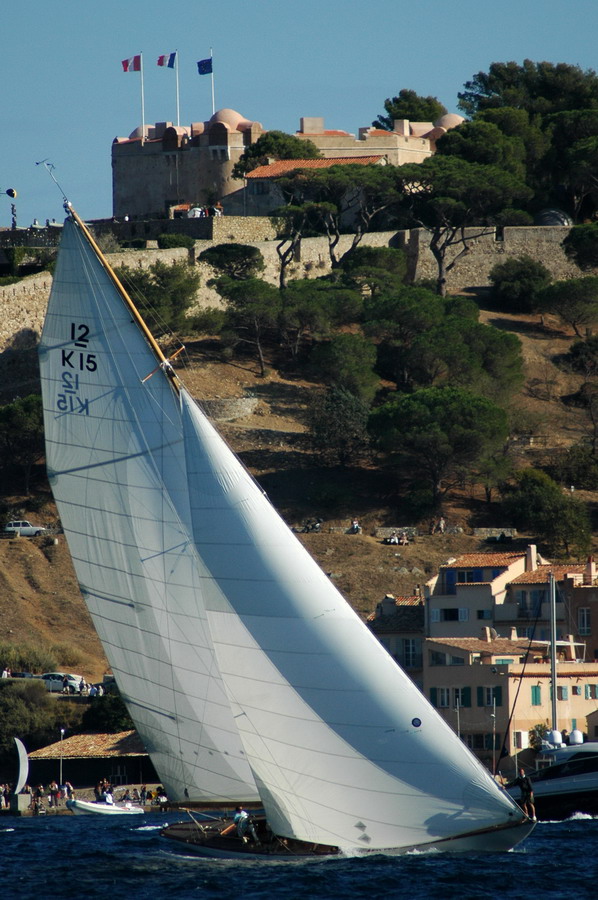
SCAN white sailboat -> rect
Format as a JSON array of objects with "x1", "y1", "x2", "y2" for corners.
[{"x1": 40, "y1": 204, "x2": 533, "y2": 856}]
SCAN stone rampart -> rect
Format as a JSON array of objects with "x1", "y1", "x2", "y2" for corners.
[
  {"x1": 472, "y1": 527, "x2": 518, "y2": 538},
  {"x1": 402, "y1": 226, "x2": 581, "y2": 289},
  {"x1": 0, "y1": 273, "x2": 53, "y2": 351},
  {"x1": 90, "y1": 216, "x2": 280, "y2": 244},
  {"x1": 0, "y1": 224, "x2": 586, "y2": 353},
  {"x1": 199, "y1": 397, "x2": 258, "y2": 421}
]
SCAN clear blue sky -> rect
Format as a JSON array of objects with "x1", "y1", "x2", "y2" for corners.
[{"x1": 4, "y1": 0, "x2": 598, "y2": 227}]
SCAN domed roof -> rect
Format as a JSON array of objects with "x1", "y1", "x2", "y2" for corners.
[
  {"x1": 424, "y1": 126, "x2": 447, "y2": 141},
  {"x1": 434, "y1": 113, "x2": 465, "y2": 130},
  {"x1": 208, "y1": 108, "x2": 253, "y2": 131},
  {"x1": 128, "y1": 125, "x2": 147, "y2": 140}
]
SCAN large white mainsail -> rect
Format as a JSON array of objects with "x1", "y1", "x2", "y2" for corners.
[
  {"x1": 39, "y1": 214, "x2": 258, "y2": 803},
  {"x1": 180, "y1": 390, "x2": 524, "y2": 851}
]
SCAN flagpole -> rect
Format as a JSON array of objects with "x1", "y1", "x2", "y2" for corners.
[
  {"x1": 210, "y1": 47, "x2": 215, "y2": 115},
  {"x1": 140, "y1": 52, "x2": 146, "y2": 143},
  {"x1": 175, "y1": 50, "x2": 180, "y2": 127}
]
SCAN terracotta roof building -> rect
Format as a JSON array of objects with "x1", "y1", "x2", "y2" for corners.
[
  {"x1": 423, "y1": 544, "x2": 585, "y2": 642},
  {"x1": 245, "y1": 156, "x2": 386, "y2": 179}
]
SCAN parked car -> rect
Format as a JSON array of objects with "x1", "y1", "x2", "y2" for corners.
[
  {"x1": 10, "y1": 672, "x2": 35, "y2": 678},
  {"x1": 4, "y1": 520, "x2": 47, "y2": 537},
  {"x1": 41, "y1": 672, "x2": 83, "y2": 694}
]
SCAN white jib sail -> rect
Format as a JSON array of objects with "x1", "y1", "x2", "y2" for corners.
[
  {"x1": 181, "y1": 389, "x2": 521, "y2": 850},
  {"x1": 39, "y1": 217, "x2": 258, "y2": 803}
]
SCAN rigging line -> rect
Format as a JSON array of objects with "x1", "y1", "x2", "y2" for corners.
[
  {"x1": 494, "y1": 593, "x2": 544, "y2": 774},
  {"x1": 115, "y1": 265, "x2": 187, "y2": 351},
  {"x1": 35, "y1": 159, "x2": 68, "y2": 203}
]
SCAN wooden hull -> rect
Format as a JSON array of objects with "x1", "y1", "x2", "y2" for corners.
[{"x1": 161, "y1": 815, "x2": 534, "y2": 859}]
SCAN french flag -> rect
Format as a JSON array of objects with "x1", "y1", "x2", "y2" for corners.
[
  {"x1": 157, "y1": 51, "x2": 176, "y2": 68},
  {"x1": 122, "y1": 55, "x2": 141, "y2": 72}
]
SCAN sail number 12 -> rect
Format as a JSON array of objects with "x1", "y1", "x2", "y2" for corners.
[
  {"x1": 56, "y1": 322, "x2": 95, "y2": 415},
  {"x1": 62, "y1": 323, "x2": 97, "y2": 371}
]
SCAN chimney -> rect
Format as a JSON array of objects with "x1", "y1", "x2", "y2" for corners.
[
  {"x1": 510, "y1": 627, "x2": 518, "y2": 640},
  {"x1": 525, "y1": 544, "x2": 537, "y2": 572},
  {"x1": 585, "y1": 556, "x2": 597, "y2": 585},
  {"x1": 393, "y1": 119, "x2": 410, "y2": 136},
  {"x1": 481, "y1": 626, "x2": 492, "y2": 642},
  {"x1": 299, "y1": 116, "x2": 324, "y2": 134},
  {"x1": 380, "y1": 594, "x2": 396, "y2": 616},
  {"x1": 564, "y1": 635, "x2": 576, "y2": 661}
]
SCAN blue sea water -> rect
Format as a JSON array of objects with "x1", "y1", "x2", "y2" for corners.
[{"x1": 1, "y1": 812, "x2": 596, "y2": 900}]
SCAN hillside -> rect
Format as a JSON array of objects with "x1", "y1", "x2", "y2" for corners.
[{"x1": 2, "y1": 295, "x2": 598, "y2": 680}]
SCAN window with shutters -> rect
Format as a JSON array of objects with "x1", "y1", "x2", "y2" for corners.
[
  {"x1": 438, "y1": 687, "x2": 450, "y2": 708},
  {"x1": 578, "y1": 608, "x2": 591, "y2": 636},
  {"x1": 453, "y1": 687, "x2": 471, "y2": 708}
]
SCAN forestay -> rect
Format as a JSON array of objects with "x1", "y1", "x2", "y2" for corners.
[
  {"x1": 181, "y1": 390, "x2": 520, "y2": 851},
  {"x1": 38, "y1": 217, "x2": 258, "y2": 804}
]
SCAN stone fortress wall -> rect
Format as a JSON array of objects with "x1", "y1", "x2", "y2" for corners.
[
  {"x1": 401, "y1": 225, "x2": 581, "y2": 287},
  {"x1": 0, "y1": 222, "x2": 584, "y2": 353}
]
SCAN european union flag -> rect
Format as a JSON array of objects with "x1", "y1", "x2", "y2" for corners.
[{"x1": 197, "y1": 58, "x2": 213, "y2": 75}]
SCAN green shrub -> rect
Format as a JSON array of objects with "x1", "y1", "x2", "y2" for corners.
[
  {"x1": 157, "y1": 233, "x2": 195, "y2": 250},
  {"x1": 546, "y1": 443, "x2": 598, "y2": 490},
  {"x1": 489, "y1": 255, "x2": 552, "y2": 312},
  {"x1": 49, "y1": 643, "x2": 86, "y2": 670},
  {"x1": 0, "y1": 642, "x2": 57, "y2": 673},
  {"x1": 95, "y1": 233, "x2": 122, "y2": 254},
  {"x1": 563, "y1": 336, "x2": 598, "y2": 377},
  {"x1": 189, "y1": 307, "x2": 227, "y2": 334},
  {"x1": 198, "y1": 243, "x2": 265, "y2": 280},
  {"x1": 4, "y1": 247, "x2": 27, "y2": 275}
]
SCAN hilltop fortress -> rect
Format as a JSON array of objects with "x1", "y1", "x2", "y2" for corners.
[{"x1": 111, "y1": 108, "x2": 464, "y2": 218}]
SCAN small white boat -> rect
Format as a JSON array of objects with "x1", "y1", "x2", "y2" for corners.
[{"x1": 66, "y1": 798, "x2": 145, "y2": 816}]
